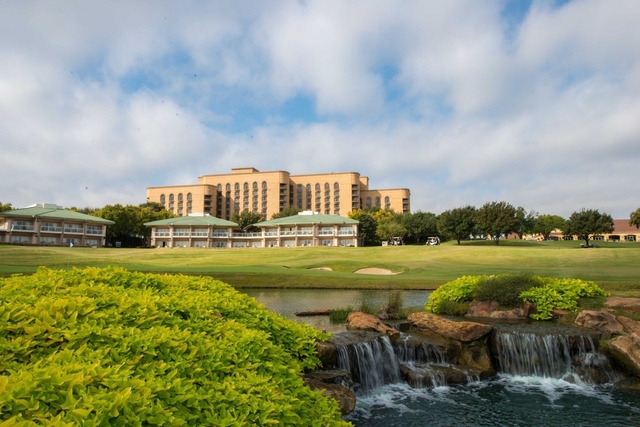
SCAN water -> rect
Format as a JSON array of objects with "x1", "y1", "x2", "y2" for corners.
[
  {"x1": 240, "y1": 289, "x2": 640, "y2": 425},
  {"x1": 242, "y1": 288, "x2": 430, "y2": 332}
]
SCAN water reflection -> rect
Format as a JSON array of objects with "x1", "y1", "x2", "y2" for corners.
[{"x1": 241, "y1": 288, "x2": 431, "y2": 333}]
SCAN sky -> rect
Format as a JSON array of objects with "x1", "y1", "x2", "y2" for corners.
[{"x1": 1, "y1": 0, "x2": 639, "y2": 219}]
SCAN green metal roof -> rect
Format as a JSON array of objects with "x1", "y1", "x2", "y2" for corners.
[
  {"x1": 1, "y1": 206, "x2": 115, "y2": 224},
  {"x1": 256, "y1": 213, "x2": 359, "y2": 227},
  {"x1": 145, "y1": 215, "x2": 239, "y2": 227}
]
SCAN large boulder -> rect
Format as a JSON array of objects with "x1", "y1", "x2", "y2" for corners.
[
  {"x1": 315, "y1": 341, "x2": 337, "y2": 369},
  {"x1": 303, "y1": 377, "x2": 356, "y2": 415},
  {"x1": 408, "y1": 312, "x2": 493, "y2": 343},
  {"x1": 400, "y1": 363, "x2": 492, "y2": 388},
  {"x1": 607, "y1": 335, "x2": 640, "y2": 378},
  {"x1": 346, "y1": 312, "x2": 400, "y2": 338},
  {"x1": 466, "y1": 300, "x2": 499, "y2": 317},
  {"x1": 617, "y1": 316, "x2": 640, "y2": 338},
  {"x1": 574, "y1": 310, "x2": 624, "y2": 335},
  {"x1": 466, "y1": 300, "x2": 536, "y2": 320}
]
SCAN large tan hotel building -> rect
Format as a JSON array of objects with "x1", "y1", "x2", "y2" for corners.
[{"x1": 146, "y1": 167, "x2": 410, "y2": 219}]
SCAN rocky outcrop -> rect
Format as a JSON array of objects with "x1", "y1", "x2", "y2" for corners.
[
  {"x1": 315, "y1": 341, "x2": 337, "y2": 369},
  {"x1": 408, "y1": 312, "x2": 493, "y2": 342},
  {"x1": 617, "y1": 316, "x2": 640, "y2": 338},
  {"x1": 346, "y1": 312, "x2": 400, "y2": 338},
  {"x1": 607, "y1": 335, "x2": 640, "y2": 378},
  {"x1": 303, "y1": 376, "x2": 356, "y2": 415},
  {"x1": 466, "y1": 300, "x2": 536, "y2": 320},
  {"x1": 400, "y1": 364, "x2": 491, "y2": 388},
  {"x1": 574, "y1": 310, "x2": 624, "y2": 335}
]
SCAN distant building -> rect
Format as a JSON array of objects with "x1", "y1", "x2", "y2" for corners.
[
  {"x1": 145, "y1": 211, "x2": 359, "y2": 248},
  {"x1": 529, "y1": 219, "x2": 640, "y2": 242},
  {"x1": 0, "y1": 203, "x2": 114, "y2": 247},
  {"x1": 146, "y1": 167, "x2": 410, "y2": 219}
]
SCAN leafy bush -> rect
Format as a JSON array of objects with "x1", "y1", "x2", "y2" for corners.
[
  {"x1": 425, "y1": 275, "x2": 483, "y2": 314},
  {"x1": 329, "y1": 308, "x2": 354, "y2": 323},
  {"x1": 0, "y1": 267, "x2": 349, "y2": 426},
  {"x1": 437, "y1": 300, "x2": 471, "y2": 316},
  {"x1": 520, "y1": 278, "x2": 610, "y2": 320},
  {"x1": 475, "y1": 273, "x2": 544, "y2": 307}
]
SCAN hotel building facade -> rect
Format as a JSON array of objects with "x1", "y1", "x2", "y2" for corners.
[{"x1": 146, "y1": 167, "x2": 410, "y2": 219}]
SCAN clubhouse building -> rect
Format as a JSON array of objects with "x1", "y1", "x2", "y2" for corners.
[
  {"x1": 542, "y1": 220, "x2": 640, "y2": 242},
  {"x1": 0, "y1": 203, "x2": 114, "y2": 247},
  {"x1": 146, "y1": 167, "x2": 410, "y2": 220},
  {"x1": 145, "y1": 211, "x2": 359, "y2": 248}
]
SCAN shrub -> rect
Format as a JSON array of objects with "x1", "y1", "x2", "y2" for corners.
[
  {"x1": 329, "y1": 308, "x2": 353, "y2": 323},
  {"x1": 475, "y1": 273, "x2": 544, "y2": 307},
  {"x1": 520, "y1": 278, "x2": 610, "y2": 320},
  {"x1": 425, "y1": 275, "x2": 483, "y2": 314},
  {"x1": 0, "y1": 267, "x2": 349, "y2": 426},
  {"x1": 437, "y1": 300, "x2": 471, "y2": 316}
]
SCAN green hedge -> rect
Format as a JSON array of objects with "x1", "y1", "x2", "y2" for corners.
[
  {"x1": 426, "y1": 274, "x2": 609, "y2": 320},
  {"x1": 0, "y1": 267, "x2": 349, "y2": 426}
]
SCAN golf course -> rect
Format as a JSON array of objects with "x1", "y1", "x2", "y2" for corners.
[{"x1": 1, "y1": 240, "x2": 639, "y2": 297}]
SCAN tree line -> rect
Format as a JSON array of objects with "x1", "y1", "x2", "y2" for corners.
[{"x1": 2, "y1": 200, "x2": 640, "y2": 248}]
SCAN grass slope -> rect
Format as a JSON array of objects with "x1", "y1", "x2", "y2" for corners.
[{"x1": 1, "y1": 241, "x2": 639, "y2": 296}]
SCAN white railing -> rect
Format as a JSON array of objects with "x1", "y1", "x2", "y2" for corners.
[
  {"x1": 212, "y1": 232, "x2": 228, "y2": 237},
  {"x1": 64, "y1": 227, "x2": 84, "y2": 234},
  {"x1": 232, "y1": 232, "x2": 261, "y2": 238},
  {"x1": 264, "y1": 231, "x2": 278, "y2": 236},
  {"x1": 86, "y1": 229, "x2": 103, "y2": 235},
  {"x1": 154, "y1": 232, "x2": 170, "y2": 237},
  {"x1": 191, "y1": 232, "x2": 208, "y2": 237},
  {"x1": 280, "y1": 231, "x2": 296, "y2": 236},
  {"x1": 338, "y1": 231, "x2": 354, "y2": 235},
  {"x1": 318, "y1": 231, "x2": 334, "y2": 236},
  {"x1": 173, "y1": 231, "x2": 191, "y2": 237},
  {"x1": 40, "y1": 226, "x2": 63, "y2": 232}
]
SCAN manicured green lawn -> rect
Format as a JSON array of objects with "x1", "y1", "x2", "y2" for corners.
[{"x1": 1, "y1": 240, "x2": 639, "y2": 296}]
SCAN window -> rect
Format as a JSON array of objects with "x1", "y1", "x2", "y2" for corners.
[
  {"x1": 169, "y1": 194, "x2": 174, "y2": 202},
  {"x1": 235, "y1": 183, "x2": 240, "y2": 190},
  {"x1": 187, "y1": 193, "x2": 192, "y2": 201},
  {"x1": 321, "y1": 239, "x2": 332, "y2": 246},
  {"x1": 160, "y1": 194, "x2": 165, "y2": 204},
  {"x1": 40, "y1": 236, "x2": 57, "y2": 245},
  {"x1": 375, "y1": 197, "x2": 381, "y2": 207},
  {"x1": 178, "y1": 193, "x2": 183, "y2": 202},
  {"x1": 366, "y1": 197, "x2": 372, "y2": 209},
  {"x1": 226, "y1": 184, "x2": 231, "y2": 191},
  {"x1": 213, "y1": 241, "x2": 227, "y2": 248},
  {"x1": 85, "y1": 239, "x2": 99, "y2": 246},
  {"x1": 385, "y1": 196, "x2": 390, "y2": 209},
  {"x1": 244, "y1": 182, "x2": 249, "y2": 191}
]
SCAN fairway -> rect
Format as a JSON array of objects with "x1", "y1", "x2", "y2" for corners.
[{"x1": 1, "y1": 240, "x2": 639, "y2": 296}]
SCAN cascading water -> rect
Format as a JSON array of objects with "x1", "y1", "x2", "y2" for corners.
[
  {"x1": 495, "y1": 332, "x2": 617, "y2": 383},
  {"x1": 336, "y1": 335, "x2": 401, "y2": 395}
]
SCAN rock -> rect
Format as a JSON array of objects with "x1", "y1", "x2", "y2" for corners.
[
  {"x1": 303, "y1": 377, "x2": 356, "y2": 415},
  {"x1": 305, "y1": 369, "x2": 353, "y2": 387},
  {"x1": 552, "y1": 309, "x2": 571, "y2": 319},
  {"x1": 346, "y1": 312, "x2": 399, "y2": 338},
  {"x1": 617, "y1": 316, "x2": 640, "y2": 338},
  {"x1": 315, "y1": 341, "x2": 337, "y2": 369},
  {"x1": 605, "y1": 297, "x2": 640, "y2": 311},
  {"x1": 408, "y1": 312, "x2": 493, "y2": 342},
  {"x1": 574, "y1": 310, "x2": 624, "y2": 335},
  {"x1": 400, "y1": 363, "x2": 491, "y2": 388},
  {"x1": 466, "y1": 300, "x2": 499, "y2": 317},
  {"x1": 466, "y1": 300, "x2": 536, "y2": 320},
  {"x1": 607, "y1": 335, "x2": 640, "y2": 378}
]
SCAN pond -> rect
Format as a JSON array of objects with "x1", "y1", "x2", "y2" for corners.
[
  {"x1": 242, "y1": 288, "x2": 431, "y2": 332},
  {"x1": 241, "y1": 288, "x2": 640, "y2": 426}
]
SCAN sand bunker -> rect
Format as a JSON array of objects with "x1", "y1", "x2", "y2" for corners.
[
  {"x1": 310, "y1": 267, "x2": 333, "y2": 271},
  {"x1": 354, "y1": 268, "x2": 400, "y2": 275}
]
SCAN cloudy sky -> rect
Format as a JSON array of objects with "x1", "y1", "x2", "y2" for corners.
[{"x1": 1, "y1": 0, "x2": 639, "y2": 218}]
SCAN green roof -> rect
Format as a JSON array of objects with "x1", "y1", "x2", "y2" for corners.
[
  {"x1": 256, "y1": 213, "x2": 359, "y2": 227},
  {"x1": 1, "y1": 206, "x2": 115, "y2": 224},
  {"x1": 145, "y1": 215, "x2": 239, "y2": 227}
]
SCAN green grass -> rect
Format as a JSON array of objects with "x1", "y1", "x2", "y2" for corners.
[{"x1": 1, "y1": 240, "x2": 639, "y2": 296}]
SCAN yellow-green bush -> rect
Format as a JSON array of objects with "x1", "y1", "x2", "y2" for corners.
[
  {"x1": 426, "y1": 274, "x2": 609, "y2": 321},
  {"x1": 0, "y1": 267, "x2": 350, "y2": 426}
]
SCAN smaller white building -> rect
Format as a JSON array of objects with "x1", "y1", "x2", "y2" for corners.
[{"x1": 144, "y1": 211, "x2": 359, "y2": 248}]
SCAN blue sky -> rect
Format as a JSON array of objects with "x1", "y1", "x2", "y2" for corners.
[{"x1": 1, "y1": 0, "x2": 639, "y2": 218}]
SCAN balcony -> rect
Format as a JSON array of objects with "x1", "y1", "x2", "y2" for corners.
[
  {"x1": 86, "y1": 229, "x2": 104, "y2": 235},
  {"x1": 264, "y1": 231, "x2": 278, "y2": 236},
  {"x1": 154, "y1": 231, "x2": 171, "y2": 237},
  {"x1": 191, "y1": 232, "x2": 209, "y2": 237},
  {"x1": 318, "y1": 231, "x2": 334, "y2": 236},
  {"x1": 40, "y1": 226, "x2": 63, "y2": 232},
  {"x1": 173, "y1": 231, "x2": 191, "y2": 237},
  {"x1": 338, "y1": 231, "x2": 354, "y2": 236},
  {"x1": 212, "y1": 231, "x2": 229, "y2": 237},
  {"x1": 12, "y1": 224, "x2": 34, "y2": 231},
  {"x1": 232, "y1": 232, "x2": 262, "y2": 238},
  {"x1": 63, "y1": 227, "x2": 84, "y2": 234}
]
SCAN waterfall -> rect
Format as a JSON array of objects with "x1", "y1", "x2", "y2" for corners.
[
  {"x1": 336, "y1": 335, "x2": 401, "y2": 395},
  {"x1": 394, "y1": 334, "x2": 446, "y2": 364},
  {"x1": 495, "y1": 332, "x2": 617, "y2": 383}
]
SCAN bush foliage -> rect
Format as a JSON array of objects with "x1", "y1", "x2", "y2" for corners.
[
  {"x1": 0, "y1": 267, "x2": 349, "y2": 426},
  {"x1": 426, "y1": 273, "x2": 609, "y2": 320}
]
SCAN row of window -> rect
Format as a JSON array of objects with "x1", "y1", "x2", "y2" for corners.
[{"x1": 160, "y1": 239, "x2": 354, "y2": 248}]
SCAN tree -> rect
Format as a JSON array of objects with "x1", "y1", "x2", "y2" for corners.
[
  {"x1": 514, "y1": 207, "x2": 537, "y2": 239},
  {"x1": 437, "y1": 206, "x2": 476, "y2": 245},
  {"x1": 0, "y1": 201, "x2": 13, "y2": 212},
  {"x1": 630, "y1": 208, "x2": 640, "y2": 229},
  {"x1": 231, "y1": 210, "x2": 264, "y2": 231},
  {"x1": 271, "y1": 206, "x2": 300, "y2": 219},
  {"x1": 376, "y1": 220, "x2": 407, "y2": 242},
  {"x1": 564, "y1": 208, "x2": 614, "y2": 247},
  {"x1": 95, "y1": 203, "x2": 176, "y2": 247},
  {"x1": 398, "y1": 211, "x2": 438, "y2": 244},
  {"x1": 534, "y1": 214, "x2": 566, "y2": 240},
  {"x1": 348, "y1": 209, "x2": 378, "y2": 246},
  {"x1": 474, "y1": 201, "x2": 518, "y2": 245}
]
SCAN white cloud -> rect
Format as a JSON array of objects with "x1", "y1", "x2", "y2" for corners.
[{"x1": 0, "y1": 0, "x2": 639, "y2": 220}]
